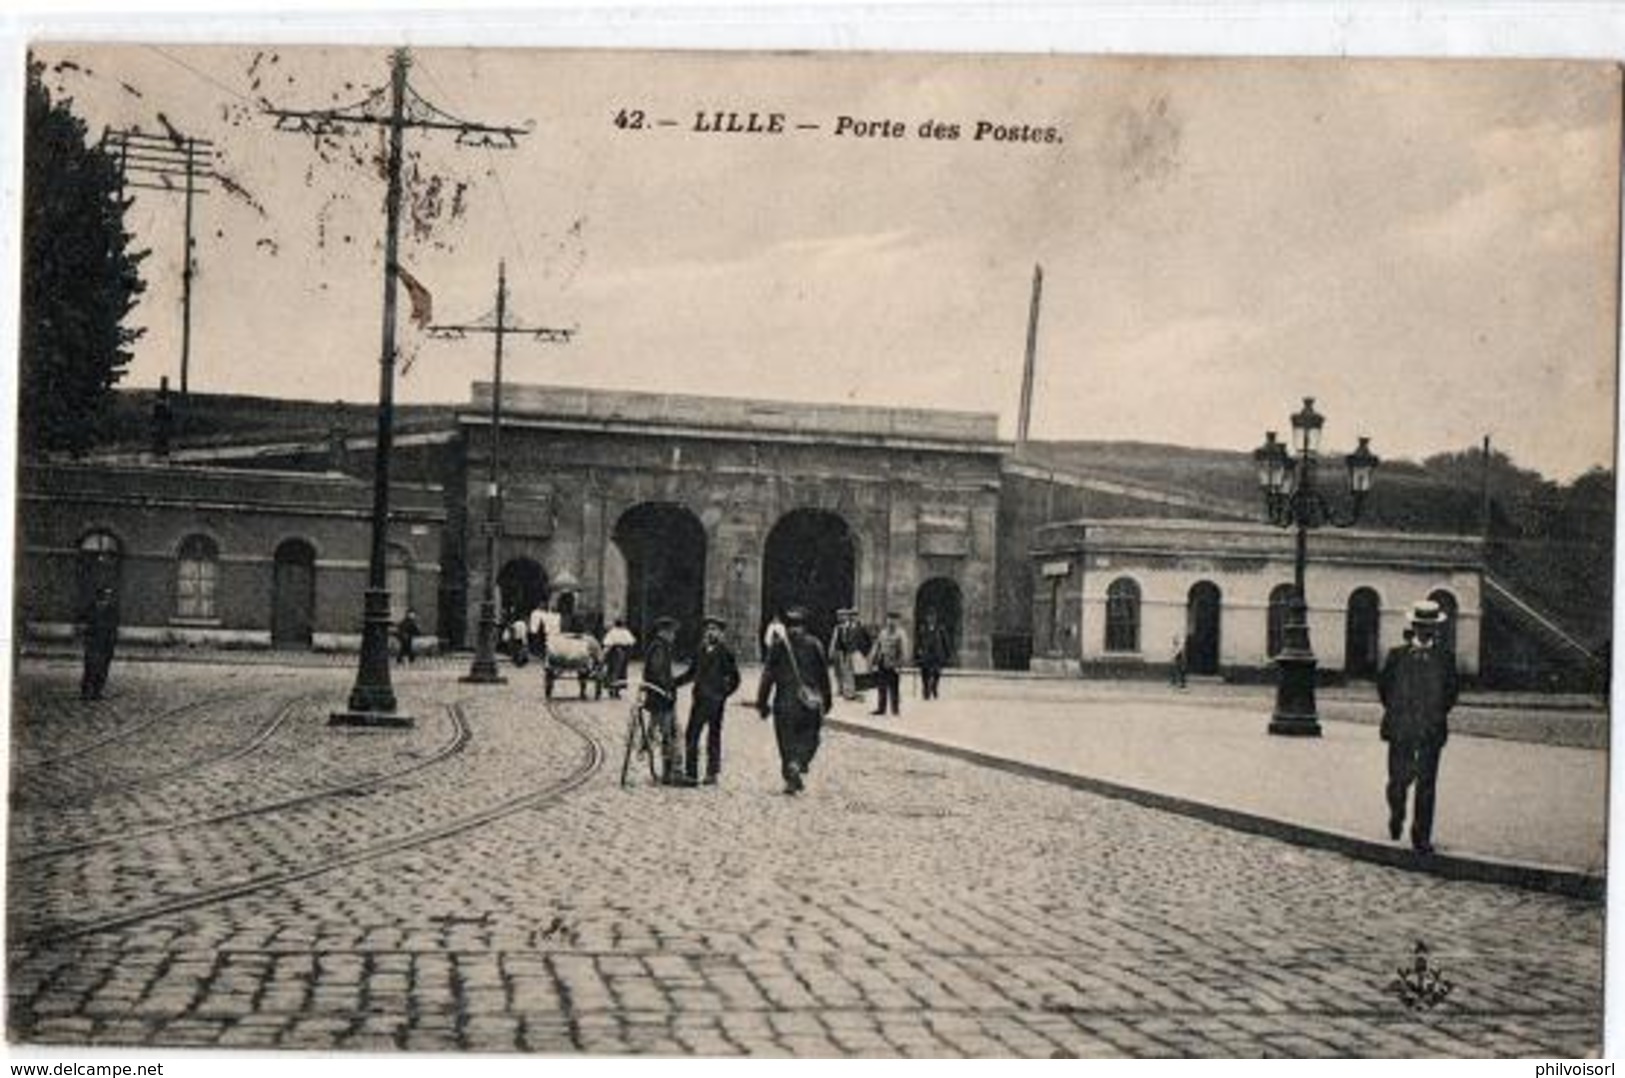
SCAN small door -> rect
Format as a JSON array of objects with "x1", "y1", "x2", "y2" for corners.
[
  {"x1": 1345, "y1": 588, "x2": 1382, "y2": 678},
  {"x1": 272, "y1": 540, "x2": 316, "y2": 648},
  {"x1": 1186, "y1": 581, "x2": 1222, "y2": 675}
]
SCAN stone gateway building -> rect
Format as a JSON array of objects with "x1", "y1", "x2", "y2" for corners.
[{"x1": 13, "y1": 381, "x2": 1591, "y2": 686}]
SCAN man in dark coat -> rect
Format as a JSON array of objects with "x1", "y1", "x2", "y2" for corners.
[
  {"x1": 916, "y1": 611, "x2": 952, "y2": 701},
  {"x1": 683, "y1": 615, "x2": 742, "y2": 785},
  {"x1": 642, "y1": 615, "x2": 684, "y2": 784},
  {"x1": 756, "y1": 606, "x2": 833, "y2": 795},
  {"x1": 80, "y1": 587, "x2": 119, "y2": 701},
  {"x1": 395, "y1": 608, "x2": 421, "y2": 665},
  {"x1": 1379, "y1": 600, "x2": 1460, "y2": 855}
]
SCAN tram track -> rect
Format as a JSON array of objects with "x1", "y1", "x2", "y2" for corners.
[
  {"x1": 14, "y1": 692, "x2": 317, "y2": 812},
  {"x1": 9, "y1": 703, "x2": 475, "y2": 865},
  {"x1": 15, "y1": 689, "x2": 263, "y2": 772},
  {"x1": 15, "y1": 700, "x2": 606, "y2": 948}
]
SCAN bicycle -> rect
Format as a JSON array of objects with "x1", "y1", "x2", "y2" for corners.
[{"x1": 620, "y1": 683, "x2": 671, "y2": 788}]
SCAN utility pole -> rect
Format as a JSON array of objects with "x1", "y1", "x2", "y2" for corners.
[
  {"x1": 428, "y1": 260, "x2": 574, "y2": 685},
  {"x1": 1017, "y1": 263, "x2": 1043, "y2": 445},
  {"x1": 267, "y1": 48, "x2": 528, "y2": 728},
  {"x1": 102, "y1": 127, "x2": 215, "y2": 394}
]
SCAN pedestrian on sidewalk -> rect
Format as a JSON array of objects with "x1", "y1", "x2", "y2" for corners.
[
  {"x1": 395, "y1": 608, "x2": 421, "y2": 665},
  {"x1": 684, "y1": 615, "x2": 741, "y2": 785},
  {"x1": 1170, "y1": 635, "x2": 1188, "y2": 689},
  {"x1": 869, "y1": 611, "x2": 909, "y2": 716},
  {"x1": 643, "y1": 615, "x2": 686, "y2": 784},
  {"x1": 916, "y1": 610, "x2": 952, "y2": 701},
  {"x1": 79, "y1": 586, "x2": 119, "y2": 701},
  {"x1": 602, "y1": 618, "x2": 636, "y2": 698},
  {"x1": 829, "y1": 608, "x2": 864, "y2": 701},
  {"x1": 1379, "y1": 600, "x2": 1460, "y2": 856},
  {"x1": 756, "y1": 606, "x2": 832, "y2": 795}
]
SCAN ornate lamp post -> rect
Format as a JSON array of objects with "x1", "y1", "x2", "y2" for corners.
[{"x1": 1253, "y1": 398, "x2": 1380, "y2": 736}]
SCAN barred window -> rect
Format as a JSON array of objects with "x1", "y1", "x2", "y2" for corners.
[
  {"x1": 175, "y1": 535, "x2": 219, "y2": 621},
  {"x1": 1104, "y1": 577, "x2": 1141, "y2": 653}
]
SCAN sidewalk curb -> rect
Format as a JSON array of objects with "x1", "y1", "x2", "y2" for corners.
[{"x1": 827, "y1": 717, "x2": 1605, "y2": 902}]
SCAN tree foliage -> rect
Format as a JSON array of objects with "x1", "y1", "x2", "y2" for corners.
[{"x1": 20, "y1": 59, "x2": 147, "y2": 456}]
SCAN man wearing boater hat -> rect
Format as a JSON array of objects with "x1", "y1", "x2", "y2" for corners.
[
  {"x1": 684, "y1": 615, "x2": 742, "y2": 786},
  {"x1": 1378, "y1": 599, "x2": 1460, "y2": 855},
  {"x1": 756, "y1": 606, "x2": 833, "y2": 795}
]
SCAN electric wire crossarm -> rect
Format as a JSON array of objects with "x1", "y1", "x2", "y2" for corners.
[
  {"x1": 263, "y1": 48, "x2": 529, "y2": 728},
  {"x1": 423, "y1": 259, "x2": 575, "y2": 685}
]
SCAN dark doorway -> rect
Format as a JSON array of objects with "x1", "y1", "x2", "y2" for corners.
[
  {"x1": 614, "y1": 503, "x2": 707, "y2": 658},
  {"x1": 497, "y1": 558, "x2": 549, "y2": 626},
  {"x1": 1266, "y1": 583, "x2": 1295, "y2": 658},
  {"x1": 762, "y1": 509, "x2": 856, "y2": 649},
  {"x1": 1429, "y1": 589, "x2": 1460, "y2": 659},
  {"x1": 1186, "y1": 581, "x2": 1222, "y2": 675},
  {"x1": 271, "y1": 539, "x2": 316, "y2": 649},
  {"x1": 914, "y1": 577, "x2": 963, "y2": 666},
  {"x1": 1345, "y1": 587, "x2": 1382, "y2": 678}
]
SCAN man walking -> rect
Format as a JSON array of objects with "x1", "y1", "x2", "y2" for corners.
[
  {"x1": 683, "y1": 615, "x2": 741, "y2": 785},
  {"x1": 916, "y1": 610, "x2": 952, "y2": 701},
  {"x1": 1379, "y1": 600, "x2": 1460, "y2": 855},
  {"x1": 869, "y1": 610, "x2": 909, "y2": 717},
  {"x1": 757, "y1": 607, "x2": 833, "y2": 795},
  {"x1": 395, "y1": 607, "x2": 421, "y2": 665},
  {"x1": 80, "y1": 586, "x2": 119, "y2": 701},
  {"x1": 642, "y1": 615, "x2": 684, "y2": 784}
]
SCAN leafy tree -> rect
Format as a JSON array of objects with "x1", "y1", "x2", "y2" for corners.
[{"x1": 19, "y1": 59, "x2": 146, "y2": 456}]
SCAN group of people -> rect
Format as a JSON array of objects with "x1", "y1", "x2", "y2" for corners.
[
  {"x1": 825, "y1": 608, "x2": 955, "y2": 716},
  {"x1": 637, "y1": 608, "x2": 827, "y2": 795}
]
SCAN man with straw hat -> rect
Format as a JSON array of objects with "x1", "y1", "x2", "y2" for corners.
[{"x1": 1378, "y1": 599, "x2": 1460, "y2": 856}]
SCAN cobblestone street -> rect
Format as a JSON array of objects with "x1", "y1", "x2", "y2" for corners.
[{"x1": 6, "y1": 659, "x2": 1604, "y2": 1056}]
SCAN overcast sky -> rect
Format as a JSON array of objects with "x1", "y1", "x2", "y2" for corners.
[{"x1": 27, "y1": 44, "x2": 1622, "y2": 480}]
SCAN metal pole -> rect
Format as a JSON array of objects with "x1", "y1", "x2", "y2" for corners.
[
  {"x1": 180, "y1": 138, "x2": 196, "y2": 395},
  {"x1": 1017, "y1": 263, "x2": 1043, "y2": 444},
  {"x1": 333, "y1": 49, "x2": 411, "y2": 727},
  {"x1": 1270, "y1": 454, "x2": 1322, "y2": 736},
  {"x1": 464, "y1": 261, "x2": 509, "y2": 683}
]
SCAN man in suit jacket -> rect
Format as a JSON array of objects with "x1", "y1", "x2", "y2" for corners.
[
  {"x1": 1379, "y1": 600, "x2": 1460, "y2": 855},
  {"x1": 684, "y1": 615, "x2": 742, "y2": 785},
  {"x1": 756, "y1": 606, "x2": 833, "y2": 795}
]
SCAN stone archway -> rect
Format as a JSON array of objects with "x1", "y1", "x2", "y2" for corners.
[
  {"x1": 497, "y1": 558, "x2": 549, "y2": 626},
  {"x1": 613, "y1": 503, "x2": 707, "y2": 658},
  {"x1": 762, "y1": 509, "x2": 856, "y2": 649}
]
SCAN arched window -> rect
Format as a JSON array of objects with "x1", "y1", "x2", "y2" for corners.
[
  {"x1": 175, "y1": 535, "x2": 219, "y2": 621},
  {"x1": 76, "y1": 530, "x2": 123, "y2": 611},
  {"x1": 1105, "y1": 577, "x2": 1141, "y2": 653},
  {"x1": 1428, "y1": 589, "x2": 1460, "y2": 658},
  {"x1": 1267, "y1": 583, "x2": 1296, "y2": 658}
]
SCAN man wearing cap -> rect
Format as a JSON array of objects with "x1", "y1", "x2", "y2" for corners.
[
  {"x1": 684, "y1": 615, "x2": 742, "y2": 785},
  {"x1": 756, "y1": 606, "x2": 833, "y2": 795},
  {"x1": 829, "y1": 609, "x2": 864, "y2": 701},
  {"x1": 642, "y1": 615, "x2": 685, "y2": 784},
  {"x1": 1378, "y1": 599, "x2": 1460, "y2": 855},
  {"x1": 869, "y1": 611, "x2": 910, "y2": 717}
]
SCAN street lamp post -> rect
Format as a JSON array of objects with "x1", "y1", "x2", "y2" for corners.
[{"x1": 1253, "y1": 398, "x2": 1380, "y2": 737}]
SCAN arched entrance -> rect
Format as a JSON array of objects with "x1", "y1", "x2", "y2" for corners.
[
  {"x1": 914, "y1": 577, "x2": 963, "y2": 666},
  {"x1": 1345, "y1": 587, "x2": 1382, "y2": 678},
  {"x1": 1429, "y1": 588, "x2": 1460, "y2": 658},
  {"x1": 613, "y1": 503, "x2": 707, "y2": 658},
  {"x1": 762, "y1": 509, "x2": 856, "y2": 650},
  {"x1": 271, "y1": 539, "x2": 316, "y2": 648},
  {"x1": 497, "y1": 557, "x2": 549, "y2": 626},
  {"x1": 1186, "y1": 581, "x2": 1222, "y2": 675}
]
